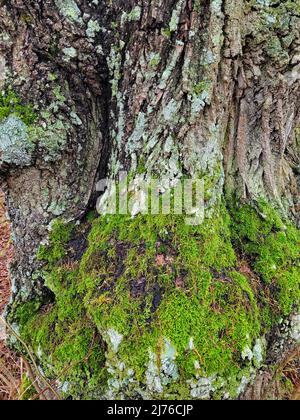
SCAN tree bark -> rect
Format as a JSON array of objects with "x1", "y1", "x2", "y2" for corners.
[{"x1": 0, "y1": 0, "x2": 299, "y2": 400}]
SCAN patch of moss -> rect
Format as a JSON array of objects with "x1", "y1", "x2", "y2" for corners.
[
  {"x1": 161, "y1": 28, "x2": 172, "y2": 38},
  {"x1": 13, "y1": 198, "x2": 300, "y2": 399},
  {"x1": 19, "y1": 266, "x2": 107, "y2": 398},
  {"x1": 0, "y1": 86, "x2": 70, "y2": 164},
  {"x1": 16, "y1": 220, "x2": 106, "y2": 399},
  {"x1": 231, "y1": 201, "x2": 300, "y2": 317},
  {"x1": 0, "y1": 90, "x2": 36, "y2": 125}
]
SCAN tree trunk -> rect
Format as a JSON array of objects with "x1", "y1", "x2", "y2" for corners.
[{"x1": 0, "y1": 0, "x2": 299, "y2": 400}]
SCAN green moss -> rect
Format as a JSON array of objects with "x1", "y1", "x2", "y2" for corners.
[
  {"x1": 28, "y1": 118, "x2": 68, "y2": 161},
  {"x1": 149, "y1": 54, "x2": 161, "y2": 68},
  {"x1": 74, "y1": 206, "x2": 259, "y2": 393},
  {"x1": 14, "y1": 300, "x2": 41, "y2": 327},
  {"x1": 231, "y1": 201, "x2": 300, "y2": 317},
  {"x1": 13, "y1": 220, "x2": 106, "y2": 399},
  {"x1": 0, "y1": 90, "x2": 36, "y2": 125},
  {"x1": 20, "y1": 14, "x2": 34, "y2": 25},
  {"x1": 13, "y1": 198, "x2": 300, "y2": 399},
  {"x1": 193, "y1": 81, "x2": 211, "y2": 96},
  {"x1": 54, "y1": 0, "x2": 83, "y2": 24},
  {"x1": 20, "y1": 374, "x2": 36, "y2": 400}
]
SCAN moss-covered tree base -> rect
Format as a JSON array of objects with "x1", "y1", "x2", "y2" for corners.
[{"x1": 8, "y1": 200, "x2": 300, "y2": 400}]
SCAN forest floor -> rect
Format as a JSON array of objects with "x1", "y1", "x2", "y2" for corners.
[{"x1": 0, "y1": 189, "x2": 21, "y2": 400}]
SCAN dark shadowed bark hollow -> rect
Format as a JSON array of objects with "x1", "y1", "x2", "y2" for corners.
[{"x1": 0, "y1": 0, "x2": 300, "y2": 400}]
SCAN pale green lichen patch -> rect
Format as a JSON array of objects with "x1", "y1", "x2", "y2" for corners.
[
  {"x1": 54, "y1": 0, "x2": 83, "y2": 24},
  {"x1": 107, "y1": 42, "x2": 124, "y2": 98},
  {"x1": 231, "y1": 202, "x2": 300, "y2": 320},
  {"x1": 244, "y1": 0, "x2": 300, "y2": 65},
  {"x1": 169, "y1": 0, "x2": 185, "y2": 33},
  {"x1": 149, "y1": 53, "x2": 161, "y2": 69},
  {"x1": 0, "y1": 115, "x2": 34, "y2": 166}
]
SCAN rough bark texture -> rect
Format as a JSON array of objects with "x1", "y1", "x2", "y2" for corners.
[
  {"x1": 0, "y1": 0, "x2": 111, "y2": 300},
  {"x1": 0, "y1": 0, "x2": 299, "y2": 400}
]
